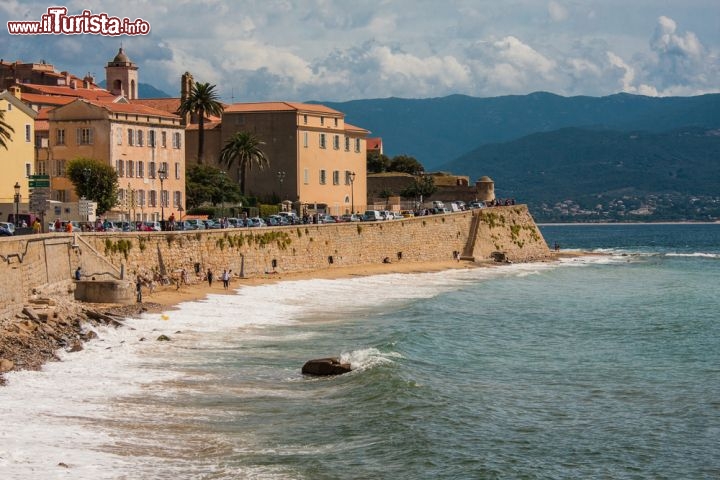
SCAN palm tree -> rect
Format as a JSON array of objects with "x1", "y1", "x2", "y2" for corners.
[
  {"x1": 219, "y1": 131, "x2": 269, "y2": 195},
  {"x1": 0, "y1": 109, "x2": 14, "y2": 150},
  {"x1": 178, "y1": 81, "x2": 224, "y2": 165}
]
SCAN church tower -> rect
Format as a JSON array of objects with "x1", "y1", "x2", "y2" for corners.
[{"x1": 105, "y1": 47, "x2": 138, "y2": 99}]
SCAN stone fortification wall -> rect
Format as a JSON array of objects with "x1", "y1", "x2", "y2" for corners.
[{"x1": 0, "y1": 205, "x2": 550, "y2": 320}]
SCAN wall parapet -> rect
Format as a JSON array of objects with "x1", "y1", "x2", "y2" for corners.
[{"x1": 0, "y1": 205, "x2": 550, "y2": 320}]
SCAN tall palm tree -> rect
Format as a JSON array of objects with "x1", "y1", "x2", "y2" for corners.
[
  {"x1": 178, "y1": 81, "x2": 224, "y2": 165},
  {"x1": 0, "y1": 109, "x2": 14, "y2": 150},
  {"x1": 219, "y1": 131, "x2": 269, "y2": 195}
]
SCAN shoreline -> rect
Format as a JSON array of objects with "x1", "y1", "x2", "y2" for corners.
[{"x1": 1, "y1": 252, "x2": 587, "y2": 385}]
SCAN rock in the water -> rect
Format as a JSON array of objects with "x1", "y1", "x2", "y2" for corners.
[{"x1": 302, "y1": 357, "x2": 352, "y2": 376}]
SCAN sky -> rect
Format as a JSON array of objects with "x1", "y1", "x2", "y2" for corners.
[{"x1": 1, "y1": 0, "x2": 718, "y2": 103}]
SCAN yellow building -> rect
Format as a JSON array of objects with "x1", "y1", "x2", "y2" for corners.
[
  {"x1": 216, "y1": 102, "x2": 369, "y2": 216},
  {"x1": 0, "y1": 87, "x2": 36, "y2": 219},
  {"x1": 48, "y1": 98, "x2": 185, "y2": 221}
]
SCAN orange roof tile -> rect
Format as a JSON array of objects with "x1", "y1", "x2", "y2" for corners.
[
  {"x1": 21, "y1": 92, "x2": 76, "y2": 106},
  {"x1": 225, "y1": 101, "x2": 342, "y2": 116},
  {"x1": 345, "y1": 122, "x2": 370, "y2": 134},
  {"x1": 367, "y1": 137, "x2": 383, "y2": 149},
  {"x1": 22, "y1": 83, "x2": 116, "y2": 101},
  {"x1": 131, "y1": 98, "x2": 181, "y2": 115}
]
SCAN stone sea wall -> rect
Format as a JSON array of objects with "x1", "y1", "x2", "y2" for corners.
[{"x1": 0, "y1": 205, "x2": 550, "y2": 321}]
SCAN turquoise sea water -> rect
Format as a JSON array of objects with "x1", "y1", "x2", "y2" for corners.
[{"x1": 2, "y1": 224, "x2": 719, "y2": 479}]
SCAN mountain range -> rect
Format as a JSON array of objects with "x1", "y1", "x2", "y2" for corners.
[{"x1": 316, "y1": 92, "x2": 720, "y2": 221}]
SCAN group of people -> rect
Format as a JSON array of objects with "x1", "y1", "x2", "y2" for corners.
[{"x1": 205, "y1": 268, "x2": 232, "y2": 290}]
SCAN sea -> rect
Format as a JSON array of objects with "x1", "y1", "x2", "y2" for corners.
[{"x1": 1, "y1": 223, "x2": 719, "y2": 479}]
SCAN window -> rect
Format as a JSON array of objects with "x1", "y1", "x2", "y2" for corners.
[
  {"x1": 138, "y1": 189, "x2": 146, "y2": 207},
  {"x1": 148, "y1": 130, "x2": 156, "y2": 147},
  {"x1": 161, "y1": 189, "x2": 169, "y2": 208},
  {"x1": 25, "y1": 124, "x2": 31, "y2": 142},
  {"x1": 174, "y1": 162, "x2": 180, "y2": 179},
  {"x1": 56, "y1": 129, "x2": 65, "y2": 145},
  {"x1": 332, "y1": 170, "x2": 340, "y2": 185},
  {"x1": 172, "y1": 132, "x2": 182, "y2": 149},
  {"x1": 333, "y1": 135, "x2": 339, "y2": 150},
  {"x1": 161, "y1": 131, "x2": 167, "y2": 148},
  {"x1": 136, "y1": 161, "x2": 144, "y2": 178},
  {"x1": 55, "y1": 159, "x2": 66, "y2": 177},
  {"x1": 25, "y1": 163, "x2": 32, "y2": 177},
  {"x1": 77, "y1": 128, "x2": 93, "y2": 145},
  {"x1": 319, "y1": 133, "x2": 326, "y2": 149},
  {"x1": 37, "y1": 160, "x2": 46, "y2": 175},
  {"x1": 355, "y1": 138, "x2": 361, "y2": 152},
  {"x1": 303, "y1": 132, "x2": 308, "y2": 148},
  {"x1": 319, "y1": 169, "x2": 327, "y2": 185},
  {"x1": 334, "y1": 118, "x2": 338, "y2": 127},
  {"x1": 116, "y1": 159, "x2": 125, "y2": 177},
  {"x1": 118, "y1": 189, "x2": 126, "y2": 204},
  {"x1": 303, "y1": 168, "x2": 309, "y2": 185},
  {"x1": 137, "y1": 130, "x2": 144, "y2": 147},
  {"x1": 149, "y1": 161, "x2": 156, "y2": 178},
  {"x1": 174, "y1": 191, "x2": 182, "y2": 208},
  {"x1": 149, "y1": 190, "x2": 157, "y2": 207},
  {"x1": 345, "y1": 170, "x2": 353, "y2": 185},
  {"x1": 127, "y1": 129, "x2": 134, "y2": 146},
  {"x1": 127, "y1": 160, "x2": 134, "y2": 178},
  {"x1": 345, "y1": 136, "x2": 350, "y2": 151},
  {"x1": 161, "y1": 162, "x2": 169, "y2": 176},
  {"x1": 303, "y1": 114, "x2": 308, "y2": 124},
  {"x1": 6, "y1": 103, "x2": 11, "y2": 111},
  {"x1": 115, "y1": 127, "x2": 122, "y2": 145},
  {"x1": 320, "y1": 116, "x2": 325, "y2": 126}
]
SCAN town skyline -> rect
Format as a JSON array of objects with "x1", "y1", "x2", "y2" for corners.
[{"x1": 2, "y1": 1, "x2": 718, "y2": 103}]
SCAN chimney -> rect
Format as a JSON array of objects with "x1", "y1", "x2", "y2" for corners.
[
  {"x1": 70, "y1": 79, "x2": 77, "y2": 89},
  {"x1": 9, "y1": 85, "x2": 21, "y2": 100},
  {"x1": 83, "y1": 73, "x2": 94, "y2": 89}
]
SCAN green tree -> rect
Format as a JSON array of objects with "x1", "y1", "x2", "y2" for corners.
[
  {"x1": 0, "y1": 109, "x2": 14, "y2": 150},
  {"x1": 367, "y1": 151, "x2": 390, "y2": 173},
  {"x1": 218, "y1": 131, "x2": 269, "y2": 195},
  {"x1": 389, "y1": 154, "x2": 424, "y2": 174},
  {"x1": 178, "y1": 80, "x2": 224, "y2": 165},
  {"x1": 185, "y1": 164, "x2": 242, "y2": 209},
  {"x1": 66, "y1": 157, "x2": 119, "y2": 215},
  {"x1": 400, "y1": 175, "x2": 437, "y2": 200}
]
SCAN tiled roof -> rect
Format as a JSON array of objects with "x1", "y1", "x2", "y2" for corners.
[
  {"x1": 225, "y1": 101, "x2": 342, "y2": 115},
  {"x1": 21, "y1": 93, "x2": 76, "y2": 106},
  {"x1": 367, "y1": 137, "x2": 383, "y2": 149},
  {"x1": 130, "y1": 98, "x2": 181, "y2": 115},
  {"x1": 95, "y1": 100, "x2": 181, "y2": 119},
  {"x1": 22, "y1": 83, "x2": 116, "y2": 101},
  {"x1": 345, "y1": 122, "x2": 370, "y2": 134}
]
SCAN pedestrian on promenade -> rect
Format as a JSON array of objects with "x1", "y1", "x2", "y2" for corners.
[
  {"x1": 207, "y1": 269, "x2": 213, "y2": 287},
  {"x1": 136, "y1": 277, "x2": 143, "y2": 303},
  {"x1": 222, "y1": 269, "x2": 230, "y2": 290}
]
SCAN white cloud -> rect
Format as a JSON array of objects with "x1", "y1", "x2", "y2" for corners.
[{"x1": 548, "y1": 1, "x2": 568, "y2": 22}]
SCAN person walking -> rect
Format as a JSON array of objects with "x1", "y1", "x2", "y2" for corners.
[
  {"x1": 136, "y1": 276, "x2": 143, "y2": 303},
  {"x1": 207, "y1": 269, "x2": 214, "y2": 287},
  {"x1": 221, "y1": 269, "x2": 230, "y2": 290}
]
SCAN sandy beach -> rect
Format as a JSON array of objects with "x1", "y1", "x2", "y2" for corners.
[{"x1": 140, "y1": 258, "x2": 496, "y2": 312}]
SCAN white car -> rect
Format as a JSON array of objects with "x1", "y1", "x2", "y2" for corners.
[{"x1": 0, "y1": 222, "x2": 15, "y2": 235}]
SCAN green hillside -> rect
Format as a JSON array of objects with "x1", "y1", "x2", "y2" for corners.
[
  {"x1": 443, "y1": 127, "x2": 720, "y2": 222},
  {"x1": 316, "y1": 92, "x2": 720, "y2": 169}
]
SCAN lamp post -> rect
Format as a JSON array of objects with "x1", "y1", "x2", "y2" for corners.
[
  {"x1": 157, "y1": 164, "x2": 167, "y2": 228},
  {"x1": 277, "y1": 171, "x2": 286, "y2": 211},
  {"x1": 177, "y1": 205, "x2": 184, "y2": 221},
  {"x1": 13, "y1": 181, "x2": 21, "y2": 227},
  {"x1": 349, "y1": 171, "x2": 356, "y2": 214}
]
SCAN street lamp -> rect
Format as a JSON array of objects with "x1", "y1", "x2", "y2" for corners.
[
  {"x1": 157, "y1": 164, "x2": 167, "y2": 228},
  {"x1": 13, "y1": 181, "x2": 21, "y2": 227},
  {"x1": 349, "y1": 171, "x2": 356, "y2": 214},
  {"x1": 177, "y1": 205, "x2": 184, "y2": 221},
  {"x1": 277, "y1": 171, "x2": 286, "y2": 184}
]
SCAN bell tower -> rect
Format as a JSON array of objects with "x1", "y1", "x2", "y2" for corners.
[{"x1": 105, "y1": 47, "x2": 138, "y2": 99}]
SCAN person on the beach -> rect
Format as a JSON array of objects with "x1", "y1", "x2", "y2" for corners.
[
  {"x1": 181, "y1": 268, "x2": 188, "y2": 285},
  {"x1": 207, "y1": 269, "x2": 213, "y2": 287},
  {"x1": 222, "y1": 269, "x2": 230, "y2": 290},
  {"x1": 136, "y1": 277, "x2": 142, "y2": 303}
]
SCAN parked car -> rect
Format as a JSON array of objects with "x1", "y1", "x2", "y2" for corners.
[
  {"x1": 340, "y1": 213, "x2": 361, "y2": 222},
  {"x1": 362, "y1": 210, "x2": 383, "y2": 221},
  {"x1": 184, "y1": 219, "x2": 206, "y2": 230},
  {"x1": 400, "y1": 210, "x2": 415, "y2": 218},
  {"x1": 469, "y1": 201, "x2": 486, "y2": 209},
  {"x1": 0, "y1": 222, "x2": 16, "y2": 235},
  {"x1": 319, "y1": 214, "x2": 336, "y2": 223},
  {"x1": 143, "y1": 221, "x2": 162, "y2": 231}
]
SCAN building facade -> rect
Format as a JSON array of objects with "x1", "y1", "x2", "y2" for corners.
[
  {"x1": 0, "y1": 88, "x2": 36, "y2": 216},
  {"x1": 48, "y1": 99, "x2": 185, "y2": 221},
  {"x1": 216, "y1": 102, "x2": 369, "y2": 216}
]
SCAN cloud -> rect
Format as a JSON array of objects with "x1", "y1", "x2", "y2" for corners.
[{"x1": 548, "y1": 1, "x2": 569, "y2": 22}]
